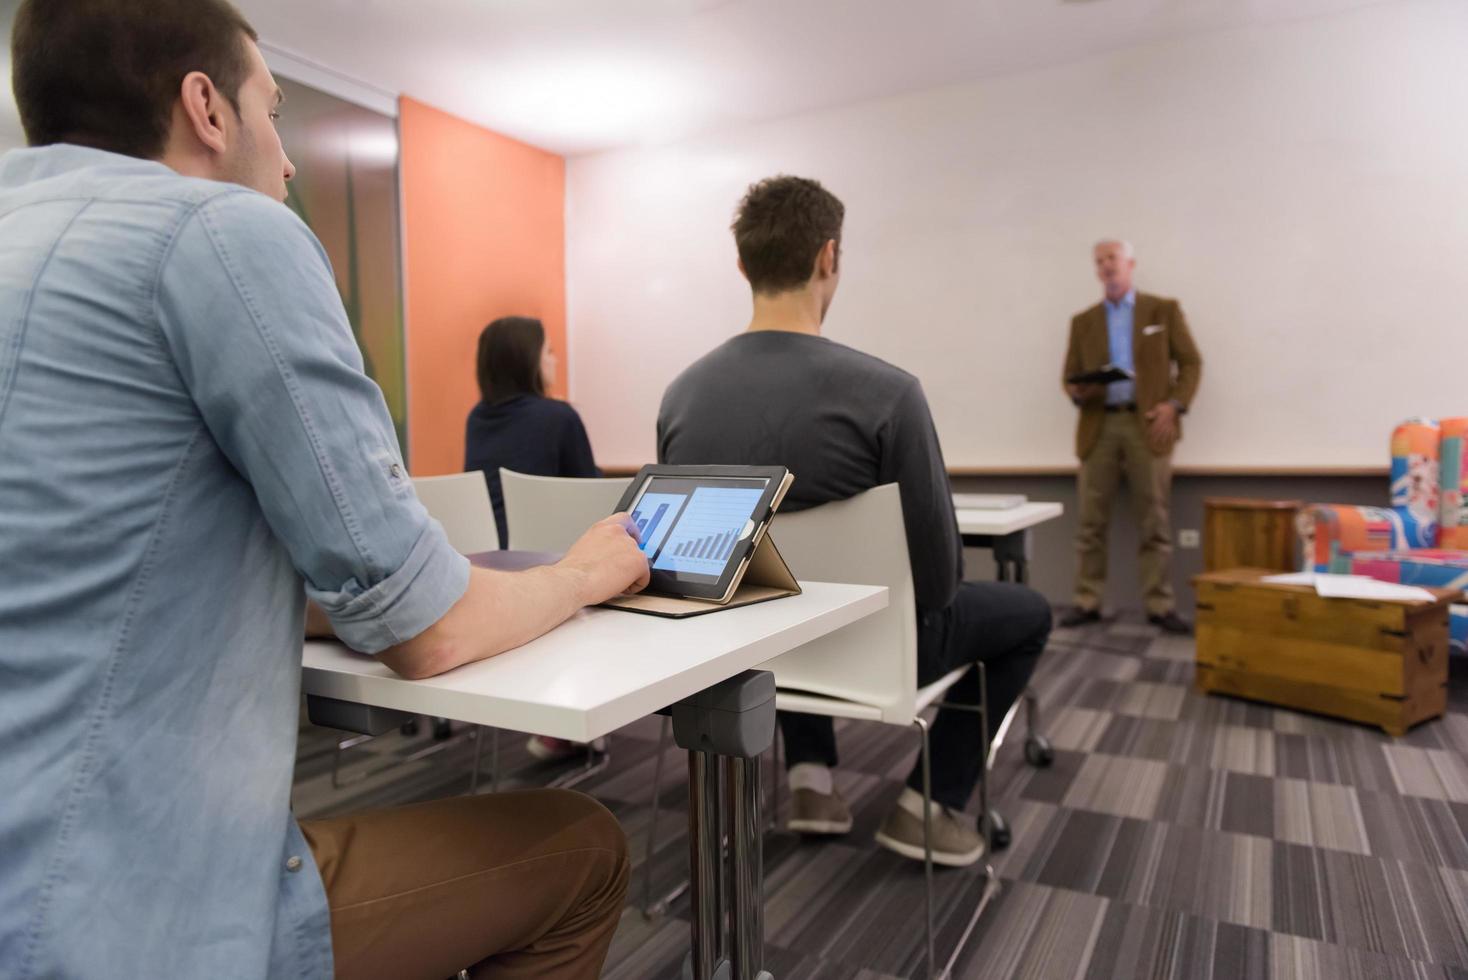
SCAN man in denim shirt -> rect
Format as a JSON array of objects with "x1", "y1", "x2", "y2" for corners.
[{"x1": 0, "y1": 1, "x2": 648, "y2": 977}]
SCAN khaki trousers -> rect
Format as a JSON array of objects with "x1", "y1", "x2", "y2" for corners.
[
  {"x1": 301, "y1": 789, "x2": 629, "y2": 980},
  {"x1": 1075, "y1": 411, "x2": 1175, "y2": 616}
]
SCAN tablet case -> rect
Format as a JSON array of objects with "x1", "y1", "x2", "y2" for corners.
[
  {"x1": 601, "y1": 472, "x2": 801, "y2": 618},
  {"x1": 600, "y1": 531, "x2": 801, "y2": 618}
]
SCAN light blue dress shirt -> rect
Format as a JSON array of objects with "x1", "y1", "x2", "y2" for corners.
[
  {"x1": 1104, "y1": 289, "x2": 1137, "y2": 406},
  {"x1": 0, "y1": 145, "x2": 469, "y2": 978}
]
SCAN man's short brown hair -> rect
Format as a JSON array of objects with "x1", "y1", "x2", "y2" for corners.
[
  {"x1": 732, "y1": 175, "x2": 845, "y2": 295},
  {"x1": 12, "y1": 0, "x2": 259, "y2": 160}
]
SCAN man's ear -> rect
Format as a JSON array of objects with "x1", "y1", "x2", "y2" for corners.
[
  {"x1": 737, "y1": 257, "x2": 749, "y2": 283},
  {"x1": 818, "y1": 239, "x2": 839, "y2": 278},
  {"x1": 176, "y1": 70, "x2": 230, "y2": 156}
]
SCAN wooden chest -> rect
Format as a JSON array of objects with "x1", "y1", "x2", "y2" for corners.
[
  {"x1": 1202, "y1": 497, "x2": 1302, "y2": 573},
  {"x1": 1193, "y1": 568, "x2": 1453, "y2": 736}
]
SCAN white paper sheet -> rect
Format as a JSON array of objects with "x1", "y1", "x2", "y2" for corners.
[
  {"x1": 1312, "y1": 575, "x2": 1436, "y2": 602},
  {"x1": 1260, "y1": 571, "x2": 1327, "y2": 586}
]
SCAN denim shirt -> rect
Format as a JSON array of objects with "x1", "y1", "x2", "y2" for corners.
[{"x1": 0, "y1": 146, "x2": 469, "y2": 978}]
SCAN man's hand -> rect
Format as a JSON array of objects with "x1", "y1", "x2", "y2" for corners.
[
  {"x1": 1144, "y1": 400, "x2": 1179, "y2": 452},
  {"x1": 376, "y1": 514, "x2": 649, "y2": 680},
  {"x1": 1065, "y1": 382, "x2": 1101, "y2": 404},
  {"x1": 557, "y1": 513, "x2": 651, "y2": 605}
]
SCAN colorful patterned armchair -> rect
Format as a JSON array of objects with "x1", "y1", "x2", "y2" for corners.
[{"x1": 1307, "y1": 417, "x2": 1468, "y2": 657}]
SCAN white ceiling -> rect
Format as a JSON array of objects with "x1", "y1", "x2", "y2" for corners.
[{"x1": 7, "y1": 0, "x2": 1397, "y2": 159}]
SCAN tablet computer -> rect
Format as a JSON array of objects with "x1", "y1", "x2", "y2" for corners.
[
  {"x1": 614, "y1": 464, "x2": 793, "y2": 603},
  {"x1": 1066, "y1": 363, "x2": 1134, "y2": 386}
]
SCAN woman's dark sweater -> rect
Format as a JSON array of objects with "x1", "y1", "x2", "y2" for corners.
[{"x1": 463, "y1": 395, "x2": 598, "y2": 547}]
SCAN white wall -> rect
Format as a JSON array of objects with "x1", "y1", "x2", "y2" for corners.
[
  {"x1": 567, "y1": 0, "x2": 1468, "y2": 470},
  {"x1": 0, "y1": 0, "x2": 23, "y2": 153}
]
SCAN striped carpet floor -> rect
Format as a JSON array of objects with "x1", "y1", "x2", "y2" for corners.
[{"x1": 292, "y1": 616, "x2": 1468, "y2": 979}]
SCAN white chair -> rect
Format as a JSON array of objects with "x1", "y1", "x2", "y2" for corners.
[
  {"x1": 499, "y1": 469, "x2": 631, "y2": 552},
  {"x1": 494, "y1": 470, "x2": 632, "y2": 786},
  {"x1": 328, "y1": 473, "x2": 499, "y2": 790},
  {"x1": 640, "y1": 484, "x2": 996, "y2": 980},
  {"x1": 412, "y1": 472, "x2": 500, "y2": 553}
]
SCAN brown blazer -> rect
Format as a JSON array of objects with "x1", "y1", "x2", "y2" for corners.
[{"x1": 1062, "y1": 292, "x2": 1202, "y2": 460}]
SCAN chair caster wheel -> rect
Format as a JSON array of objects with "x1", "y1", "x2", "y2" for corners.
[
  {"x1": 1024, "y1": 734, "x2": 1054, "y2": 768},
  {"x1": 983, "y1": 809, "x2": 1011, "y2": 850}
]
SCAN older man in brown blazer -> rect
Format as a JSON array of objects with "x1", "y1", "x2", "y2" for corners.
[{"x1": 1060, "y1": 240, "x2": 1202, "y2": 633}]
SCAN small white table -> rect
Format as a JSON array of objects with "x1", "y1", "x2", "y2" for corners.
[
  {"x1": 302, "y1": 553, "x2": 886, "y2": 980},
  {"x1": 303, "y1": 581, "x2": 888, "y2": 741},
  {"x1": 954, "y1": 500, "x2": 1064, "y2": 584},
  {"x1": 951, "y1": 497, "x2": 1066, "y2": 853}
]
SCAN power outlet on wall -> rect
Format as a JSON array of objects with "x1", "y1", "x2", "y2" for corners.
[{"x1": 1179, "y1": 529, "x2": 1201, "y2": 549}]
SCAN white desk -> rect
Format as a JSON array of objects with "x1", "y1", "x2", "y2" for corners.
[
  {"x1": 303, "y1": 580, "x2": 888, "y2": 741},
  {"x1": 954, "y1": 500, "x2": 1064, "y2": 584},
  {"x1": 303, "y1": 554, "x2": 886, "y2": 980}
]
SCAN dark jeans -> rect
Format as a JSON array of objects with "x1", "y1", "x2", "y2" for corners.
[{"x1": 779, "y1": 580, "x2": 1051, "y2": 810}]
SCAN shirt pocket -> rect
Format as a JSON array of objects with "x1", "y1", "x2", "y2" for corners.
[{"x1": 1138, "y1": 324, "x2": 1169, "y2": 358}]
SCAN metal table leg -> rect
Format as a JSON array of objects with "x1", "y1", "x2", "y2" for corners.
[
  {"x1": 961, "y1": 530, "x2": 1030, "y2": 585},
  {"x1": 688, "y1": 751, "x2": 723, "y2": 979},
  {"x1": 990, "y1": 529, "x2": 1030, "y2": 585},
  {"x1": 672, "y1": 670, "x2": 777, "y2": 980},
  {"x1": 728, "y1": 754, "x2": 766, "y2": 980}
]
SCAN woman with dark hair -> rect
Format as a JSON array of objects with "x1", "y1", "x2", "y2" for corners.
[
  {"x1": 464, "y1": 316, "x2": 598, "y2": 548},
  {"x1": 465, "y1": 316, "x2": 602, "y2": 760}
]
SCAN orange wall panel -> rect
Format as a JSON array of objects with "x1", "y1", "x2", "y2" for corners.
[{"x1": 399, "y1": 96, "x2": 566, "y2": 476}]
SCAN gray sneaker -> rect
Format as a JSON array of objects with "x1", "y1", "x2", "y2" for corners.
[
  {"x1": 786, "y1": 788, "x2": 854, "y2": 835},
  {"x1": 874, "y1": 801, "x2": 987, "y2": 867}
]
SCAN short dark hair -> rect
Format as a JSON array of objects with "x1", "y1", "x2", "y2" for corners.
[
  {"x1": 731, "y1": 175, "x2": 845, "y2": 295},
  {"x1": 12, "y1": 0, "x2": 259, "y2": 160},
  {"x1": 476, "y1": 317, "x2": 547, "y2": 404}
]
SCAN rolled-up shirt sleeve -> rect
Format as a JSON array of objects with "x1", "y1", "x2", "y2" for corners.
[{"x1": 154, "y1": 189, "x2": 467, "y2": 652}]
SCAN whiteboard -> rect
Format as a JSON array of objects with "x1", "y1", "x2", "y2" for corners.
[{"x1": 567, "y1": 1, "x2": 1468, "y2": 471}]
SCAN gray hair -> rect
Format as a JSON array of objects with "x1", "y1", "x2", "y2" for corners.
[{"x1": 1094, "y1": 239, "x2": 1135, "y2": 259}]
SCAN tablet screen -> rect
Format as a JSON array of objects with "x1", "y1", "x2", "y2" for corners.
[{"x1": 628, "y1": 476, "x2": 771, "y2": 587}]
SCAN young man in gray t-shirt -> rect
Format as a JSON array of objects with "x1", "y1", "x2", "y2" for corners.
[{"x1": 658, "y1": 176, "x2": 1051, "y2": 866}]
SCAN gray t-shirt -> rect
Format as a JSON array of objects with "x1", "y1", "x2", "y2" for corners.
[{"x1": 656, "y1": 330, "x2": 962, "y2": 612}]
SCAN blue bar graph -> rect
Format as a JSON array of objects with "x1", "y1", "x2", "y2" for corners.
[
  {"x1": 650, "y1": 486, "x2": 767, "y2": 575},
  {"x1": 641, "y1": 503, "x2": 669, "y2": 545},
  {"x1": 667, "y1": 528, "x2": 740, "y2": 566},
  {"x1": 631, "y1": 494, "x2": 683, "y2": 556}
]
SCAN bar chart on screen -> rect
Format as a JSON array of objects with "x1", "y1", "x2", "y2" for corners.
[
  {"x1": 652, "y1": 486, "x2": 765, "y2": 575},
  {"x1": 630, "y1": 492, "x2": 685, "y2": 556}
]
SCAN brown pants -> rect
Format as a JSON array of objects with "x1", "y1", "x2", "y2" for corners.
[
  {"x1": 1075, "y1": 411, "x2": 1175, "y2": 616},
  {"x1": 301, "y1": 789, "x2": 629, "y2": 980}
]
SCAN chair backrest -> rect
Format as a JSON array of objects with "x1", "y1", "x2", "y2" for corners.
[
  {"x1": 411, "y1": 473, "x2": 499, "y2": 554},
  {"x1": 500, "y1": 469, "x2": 632, "y2": 552},
  {"x1": 755, "y1": 483, "x2": 919, "y2": 724},
  {"x1": 1387, "y1": 417, "x2": 1468, "y2": 550},
  {"x1": 1390, "y1": 418, "x2": 1443, "y2": 549},
  {"x1": 1440, "y1": 418, "x2": 1468, "y2": 549}
]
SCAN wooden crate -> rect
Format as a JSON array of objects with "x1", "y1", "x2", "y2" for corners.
[{"x1": 1193, "y1": 568, "x2": 1453, "y2": 736}]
